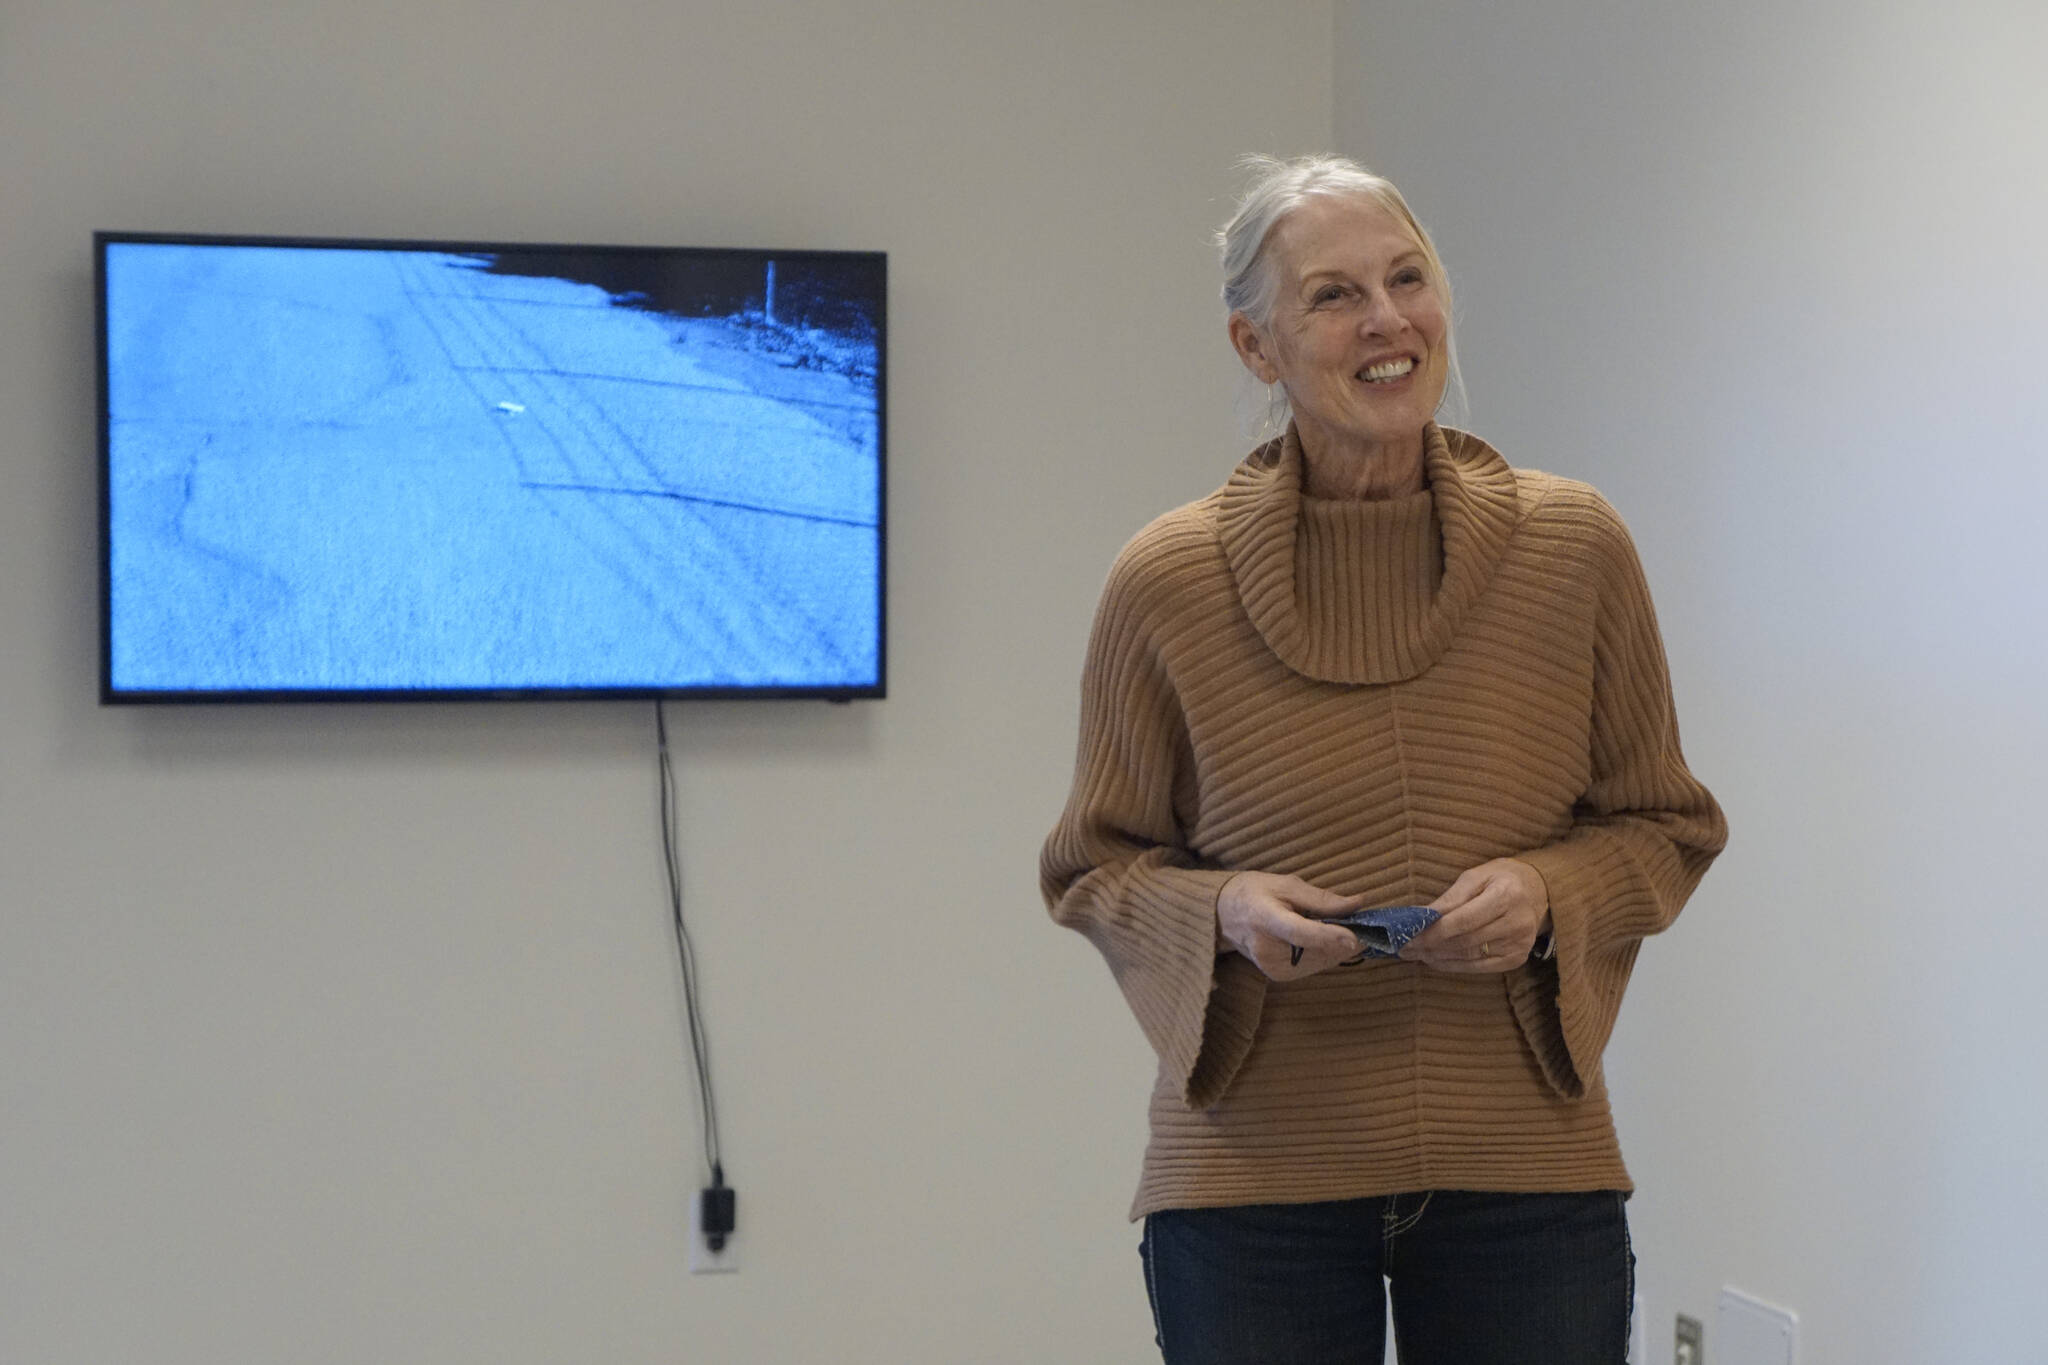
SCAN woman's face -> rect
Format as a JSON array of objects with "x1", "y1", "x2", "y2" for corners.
[{"x1": 1232, "y1": 195, "x2": 1449, "y2": 466}]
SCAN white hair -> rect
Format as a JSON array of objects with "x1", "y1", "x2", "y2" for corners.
[{"x1": 1217, "y1": 153, "x2": 1467, "y2": 435}]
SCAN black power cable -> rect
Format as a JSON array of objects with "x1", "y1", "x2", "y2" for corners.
[{"x1": 656, "y1": 701, "x2": 734, "y2": 1250}]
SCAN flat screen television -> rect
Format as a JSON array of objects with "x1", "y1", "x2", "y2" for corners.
[{"x1": 97, "y1": 232, "x2": 886, "y2": 702}]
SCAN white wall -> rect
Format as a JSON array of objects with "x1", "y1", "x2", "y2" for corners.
[
  {"x1": 1338, "y1": 3, "x2": 2048, "y2": 1361},
  {"x1": 0, "y1": 4, "x2": 1332, "y2": 1361}
]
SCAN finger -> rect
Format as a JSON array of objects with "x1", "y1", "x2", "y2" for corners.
[
  {"x1": 1403, "y1": 914, "x2": 1520, "y2": 966},
  {"x1": 1422, "y1": 950, "x2": 1520, "y2": 975},
  {"x1": 1430, "y1": 877, "x2": 1514, "y2": 926},
  {"x1": 1425, "y1": 905, "x2": 1515, "y2": 953},
  {"x1": 1298, "y1": 901, "x2": 1370, "y2": 922},
  {"x1": 1443, "y1": 890, "x2": 1547, "y2": 947},
  {"x1": 1408, "y1": 885, "x2": 1504, "y2": 956},
  {"x1": 1256, "y1": 903, "x2": 1361, "y2": 958},
  {"x1": 1428, "y1": 865, "x2": 1494, "y2": 913},
  {"x1": 1234, "y1": 878, "x2": 1353, "y2": 923},
  {"x1": 1426, "y1": 881, "x2": 1531, "y2": 938},
  {"x1": 1257, "y1": 900, "x2": 1368, "y2": 970},
  {"x1": 1404, "y1": 902, "x2": 1506, "y2": 953},
  {"x1": 1398, "y1": 921, "x2": 1448, "y2": 959},
  {"x1": 1284, "y1": 881, "x2": 1369, "y2": 917}
]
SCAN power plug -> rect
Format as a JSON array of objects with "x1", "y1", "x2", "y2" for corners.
[{"x1": 689, "y1": 1179, "x2": 738, "y2": 1274}]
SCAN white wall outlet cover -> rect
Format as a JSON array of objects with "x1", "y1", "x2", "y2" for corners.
[{"x1": 1718, "y1": 1287, "x2": 1797, "y2": 1365}]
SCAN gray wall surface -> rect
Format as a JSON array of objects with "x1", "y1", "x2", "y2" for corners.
[
  {"x1": 1338, "y1": 2, "x2": 2048, "y2": 1360},
  {"x1": 0, "y1": 3, "x2": 1332, "y2": 1361}
]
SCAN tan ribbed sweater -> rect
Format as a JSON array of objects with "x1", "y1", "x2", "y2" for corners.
[{"x1": 1041, "y1": 424, "x2": 1726, "y2": 1219}]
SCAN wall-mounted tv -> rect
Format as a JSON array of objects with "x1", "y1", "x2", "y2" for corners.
[{"x1": 97, "y1": 232, "x2": 885, "y2": 702}]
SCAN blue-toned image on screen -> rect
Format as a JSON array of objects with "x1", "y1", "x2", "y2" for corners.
[{"x1": 102, "y1": 237, "x2": 883, "y2": 697}]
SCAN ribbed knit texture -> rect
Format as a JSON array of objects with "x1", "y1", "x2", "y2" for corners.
[{"x1": 1041, "y1": 425, "x2": 1726, "y2": 1219}]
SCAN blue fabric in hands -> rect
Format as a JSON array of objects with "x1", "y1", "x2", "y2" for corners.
[{"x1": 1328, "y1": 905, "x2": 1440, "y2": 957}]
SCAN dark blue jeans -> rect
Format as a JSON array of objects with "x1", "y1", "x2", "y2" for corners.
[{"x1": 1140, "y1": 1190, "x2": 1633, "y2": 1365}]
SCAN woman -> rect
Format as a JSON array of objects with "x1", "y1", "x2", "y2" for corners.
[{"x1": 1040, "y1": 154, "x2": 1726, "y2": 1364}]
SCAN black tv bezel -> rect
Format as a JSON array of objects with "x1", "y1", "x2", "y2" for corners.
[{"x1": 96, "y1": 230, "x2": 887, "y2": 705}]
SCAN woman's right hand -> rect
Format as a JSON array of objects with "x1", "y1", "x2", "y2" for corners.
[{"x1": 1216, "y1": 872, "x2": 1366, "y2": 981}]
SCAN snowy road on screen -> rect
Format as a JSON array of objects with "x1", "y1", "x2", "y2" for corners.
[{"x1": 105, "y1": 246, "x2": 880, "y2": 692}]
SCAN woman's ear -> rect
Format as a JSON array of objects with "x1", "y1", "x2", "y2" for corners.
[{"x1": 1228, "y1": 312, "x2": 1280, "y2": 385}]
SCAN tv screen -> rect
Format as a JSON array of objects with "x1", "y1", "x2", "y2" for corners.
[{"x1": 97, "y1": 232, "x2": 885, "y2": 702}]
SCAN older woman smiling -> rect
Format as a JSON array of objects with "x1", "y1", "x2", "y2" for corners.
[{"x1": 1042, "y1": 154, "x2": 1727, "y2": 1364}]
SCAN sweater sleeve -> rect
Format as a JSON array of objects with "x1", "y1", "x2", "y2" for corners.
[
  {"x1": 1506, "y1": 500, "x2": 1728, "y2": 1099},
  {"x1": 1039, "y1": 536, "x2": 1267, "y2": 1111}
]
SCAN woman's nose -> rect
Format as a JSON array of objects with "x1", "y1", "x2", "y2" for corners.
[{"x1": 1356, "y1": 288, "x2": 1407, "y2": 335}]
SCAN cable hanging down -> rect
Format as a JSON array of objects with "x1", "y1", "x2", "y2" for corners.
[{"x1": 657, "y1": 701, "x2": 733, "y2": 1249}]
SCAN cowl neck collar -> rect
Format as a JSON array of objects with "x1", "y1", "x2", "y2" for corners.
[{"x1": 1212, "y1": 423, "x2": 1522, "y2": 684}]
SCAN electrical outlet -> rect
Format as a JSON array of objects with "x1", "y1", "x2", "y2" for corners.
[
  {"x1": 1676, "y1": 1313, "x2": 1704, "y2": 1365},
  {"x1": 688, "y1": 1192, "x2": 739, "y2": 1274}
]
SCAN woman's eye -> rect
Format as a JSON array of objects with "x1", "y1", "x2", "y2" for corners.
[
  {"x1": 1393, "y1": 268, "x2": 1426, "y2": 287},
  {"x1": 1313, "y1": 286, "x2": 1347, "y2": 305}
]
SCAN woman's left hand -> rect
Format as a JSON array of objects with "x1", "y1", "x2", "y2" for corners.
[{"x1": 1400, "y1": 858, "x2": 1550, "y2": 973}]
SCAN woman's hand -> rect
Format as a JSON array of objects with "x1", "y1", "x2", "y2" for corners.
[
  {"x1": 1216, "y1": 872, "x2": 1366, "y2": 981},
  {"x1": 1401, "y1": 858, "x2": 1551, "y2": 973}
]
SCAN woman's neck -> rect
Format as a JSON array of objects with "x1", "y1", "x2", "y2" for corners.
[{"x1": 1296, "y1": 426, "x2": 1428, "y2": 501}]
